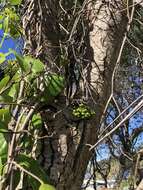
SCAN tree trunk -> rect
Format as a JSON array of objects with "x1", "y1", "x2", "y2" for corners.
[
  {"x1": 22, "y1": 0, "x2": 128, "y2": 189},
  {"x1": 137, "y1": 180, "x2": 143, "y2": 190},
  {"x1": 22, "y1": 0, "x2": 60, "y2": 68}
]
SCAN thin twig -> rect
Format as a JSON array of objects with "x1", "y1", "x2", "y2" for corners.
[
  {"x1": 12, "y1": 161, "x2": 43, "y2": 184},
  {"x1": 88, "y1": 99, "x2": 143, "y2": 150},
  {"x1": 99, "y1": 95, "x2": 143, "y2": 139},
  {"x1": 102, "y1": 1, "x2": 135, "y2": 117}
]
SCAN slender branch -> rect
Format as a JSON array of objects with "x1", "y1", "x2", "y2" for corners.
[
  {"x1": 99, "y1": 95, "x2": 143, "y2": 138},
  {"x1": 101, "y1": 0, "x2": 135, "y2": 118},
  {"x1": 88, "y1": 99, "x2": 143, "y2": 150},
  {"x1": 1, "y1": 103, "x2": 39, "y2": 189},
  {"x1": 12, "y1": 161, "x2": 43, "y2": 184}
]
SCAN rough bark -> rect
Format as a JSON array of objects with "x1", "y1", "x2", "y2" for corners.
[
  {"x1": 22, "y1": 0, "x2": 60, "y2": 69},
  {"x1": 22, "y1": 0, "x2": 129, "y2": 190}
]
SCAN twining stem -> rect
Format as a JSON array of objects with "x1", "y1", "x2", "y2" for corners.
[{"x1": 1, "y1": 103, "x2": 39, "y2": 190}]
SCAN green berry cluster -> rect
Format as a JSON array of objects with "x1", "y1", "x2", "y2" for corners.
[{"x1": 72, "y1": 103, "x2": 95, "y2": 119}]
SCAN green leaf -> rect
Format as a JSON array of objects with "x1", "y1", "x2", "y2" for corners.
[
  {"x1": 13, "y1": 52, "x2": 26, "y2": 72},
  {"x1": 11, "y1": 72, "x2": 21, "y2": 82},
  {"x1": 0, "y1": 94, "x2": 13, "y2": 103},
  {"x1": 24, "y1": 56, "x2": 44, "y2": 74},
  {"x1": 8, "y1": 83, "x2": 19, "y2": 99},
  {"x1": 2, "y1": 7, "x2": 21, "y2": 38},
  {"x1": 0, "y1": 133, "x2": 7, "y2": 157},
  {"x1": 12, "y1": 52, "x2": 44, "y2": 76},
  {"x1": 3, "y1": 17, "x2": 9, "y2": 33},
  {"x1": 0, "y1": 108, "x2": 11, "y2": 127},
  {"x1": 9, "y1": 23, "x2": 21, "y2": 38},
  {"x1": 0, "y1": 156, "x2": 7, "y2": 176},
  {"x1": 0, "y1": 53, "x2": 6, "y2": 64},
  {"x1": 28, "y1": 175, "x2": 40, "y2": 190},
  {"x1": 0, "y1": 76, "x2": 10, "y2": 92},
  {"x1": 0, "y1": 109, "x2": 9, "y2": 156},
  {"x1": 0, "y1": 23, "x2": 2, "y2": 29},
  {"x1": 16, "y1": 154, "x2": 49, "y2": 188},
  {"x1": 0, "y1": 157, "x2": 3, "y2": 176},
  {"x1": 39, "y1": 184, "x2": 56, "y2": 190},
  {"x1": 0, "y1": 108, "x2": 11, "y2": 140},
  {"x1": 32, "y1": 113, "x2": 42, "y2": 129},
  {"x1": 44, "y1": 74, "x2": 64, "y2": 97},
  {"x1": 0, "y1": 15, "x2": 4, "y2": 21},
  {"x1": 0, "y1": 86, "x2": 14, "y2": 103},
  {"x1": 40, "y1": 74, "x2": 64, "y2": 103},
  {"x1": 9, "y1": 0, "x2": 22, "y2": 5}
]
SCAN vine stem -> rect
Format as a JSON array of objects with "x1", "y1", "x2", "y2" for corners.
[
  {"x1": 1, "y1": 103, "x2": 39, "y2": 190},
  {"x1": 12, "y1": 161, "x2": 43, "y2": 184}
]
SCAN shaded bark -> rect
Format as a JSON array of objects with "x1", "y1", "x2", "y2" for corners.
[
  {"x1": 22, "y1": 0, "x2": 129, "y2": 190},
  {"x1": 22, "y1": 0, "x2": 60, "y2": 69}
]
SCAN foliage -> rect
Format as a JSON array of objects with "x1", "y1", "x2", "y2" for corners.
[
  {"x1": 0, "y1": 1, "x2": 66, "y2": 189},
  {"x1": 0, "y1": 6, "x2": 21, "y2": 39},
  {"x1": 15, "y1": 154, "x2": 49, "y2": 189},
  {"x1": 72, "y1": 103, "x2": 95, "y2": 119},
  {"x1": 0, "y1": 49, "x2": 64, "y2": 188},
  {"x1": 39, "y1": 184, "x2": 56, "y2": 190},
  {"x1": 0, "y1": 0, "x2": 143, "y2": 189}
]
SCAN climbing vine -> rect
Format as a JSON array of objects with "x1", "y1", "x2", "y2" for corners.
[{"x1": 0, "y1": 1, "x2": 64, "y2": 189}]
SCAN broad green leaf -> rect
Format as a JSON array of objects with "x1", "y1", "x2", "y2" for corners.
[
  {"x1": 9, "y1": 23, "x2": 21, "y2": 38},
  {"x1": 16, "y1": 154, "x2": 49, "y2": 188},
  {"x1": 20, "y1": 56, "x2": 44, "y2": 74},
  {"x1": 3, "y1": 17, "x2": 9, "y2": 33},
  {"x1": 11, "y1": 72, "x2": 21, "y2": 82},
  {"x1": 20, "y1": 134, "x2": 31, "y2": 149},
  {"x1": 41, "y1": 74, "x2": 64, "y2": 103},
  {"x1": 24, "y1": 56, "x2": 44, "y2": 74},
  {"x1": 9, "y1": 0, "x2": 22, "y2": 5},
  {"x1": 0, "y1": 133, "x2": 7, "y2": 157},
  {"x1": 14, "y1": 52, "x2": 26, "y2": 71},
  {"x1": 0, "y1": 76, "x2": 10, "y2": 92},
  {"x1": 0, "y1": 108, "x2": 8, "y2": 156},
  {"x1": 0, "y1": 15, "x2": 4, "y2": 20},
  {"x1": 3, "y1": 7, "x2": 21, "y2": 38},
  {"x1": 0, "y1": 108, "x2": 11, "y2": 124},
  {"x1": 0, "y1": 93, "x2": 13, "y2": 103},
  {"x1": 45, "y1": 74, "x2": 64, "y2": 97},
  {"x1": 8, "y1": 83, "x2": 19, "y2": 99},
  {"x1": 10, "y1": 50, "x2": 26, "y2": 72},
  {"x1": 13, "y1": 171, "x2": 21, "y2": 189},
  {"x1": 0, "y1": 108, "x2": 11, "y2": 130},
  {"x1": 0, "y1": 53, "x2": 6, "y2": 64},
  {"x1": 0, "y1": 156, "x2": 7, "y2": 176},
  {"x1": 32, "y1": 113, "x2": 42, "y2": 129},
  {"x1": 28, "y1": 175, "x2": 40, "y2": 190},
  {"x1": 0, "y1": 96, "x2": 12, "y2": 103},
  {"x1": 12, "y1": 52, "x2": 44, "y2": 76},
  {"x1": 0, "y1": 23, "x2": 2, "y2": 29},
  {"x1": 5, "y1": 8, "x2": 20, "y2": 22},
  {"x1": 39, "y1": 184, "x2": 56, "y2": 190}
]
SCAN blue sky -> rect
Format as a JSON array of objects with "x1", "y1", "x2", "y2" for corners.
[{"x1": 0, "y1": 29, "x2": 23, "y2": 59}]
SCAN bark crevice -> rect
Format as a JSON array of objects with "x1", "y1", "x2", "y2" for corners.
[{"x1": 22, "y1": 1, "x2": 129, "y2": 190}]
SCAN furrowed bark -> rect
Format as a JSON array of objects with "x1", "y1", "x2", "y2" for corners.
[
  {"x1": 22, "y1": 0, "x2": 60, "y2": 68},
  {"x1": 63, "y1": 1, "x2": 127, "y2": 188},
  {"x1": 22, "y1": 0, "x2": 129, "y2": 190}
]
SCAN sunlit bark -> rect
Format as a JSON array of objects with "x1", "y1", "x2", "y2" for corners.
[
  {"x1": 137, "y1": 180, "x2": 143, "y2": 190},
  {"x1": 22, "y1": 0, "x2": 129, "y2": 189}
]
